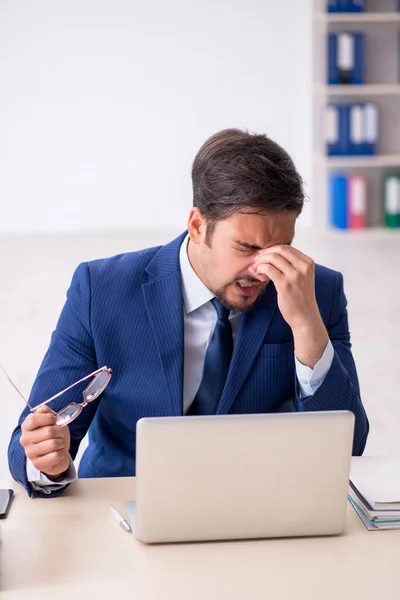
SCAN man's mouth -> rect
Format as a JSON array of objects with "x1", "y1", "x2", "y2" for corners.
[{"x1": 235, "y1": 280, "x2": 263, "y2": 296}]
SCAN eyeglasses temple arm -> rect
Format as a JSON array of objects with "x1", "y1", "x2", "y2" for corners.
[{"x1": 0, "y1": 363, "x2": 34, "y2": 410}]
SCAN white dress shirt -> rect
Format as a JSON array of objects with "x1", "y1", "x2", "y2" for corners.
[{"x1": 28, "y1": 235, "x2": 334, "y2": 492}]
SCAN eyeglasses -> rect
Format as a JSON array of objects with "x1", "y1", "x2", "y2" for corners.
[{"x1": 0, "y1": 363, "x2": 112, "y2": 427}]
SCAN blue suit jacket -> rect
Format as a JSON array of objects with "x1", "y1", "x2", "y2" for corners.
[{"x1": 8, "y1": 233, "x2": 369, "y2": 496}]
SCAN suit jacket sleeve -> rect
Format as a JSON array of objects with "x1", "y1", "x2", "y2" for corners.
[
  {"x1": 294, "y1": 271, "x2": 369, "y2": 456},
  {"x1": 8, "y1": 263, "x2": 98, "y2": 497}
]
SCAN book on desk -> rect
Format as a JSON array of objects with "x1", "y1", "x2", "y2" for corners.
[{"x1": 349, "y1": 455, "x2": 400, "y2": 531}]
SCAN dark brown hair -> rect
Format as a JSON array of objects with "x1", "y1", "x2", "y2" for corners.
[{"x1": 192, "y1": 129, "x2": 304, "y2": 241}]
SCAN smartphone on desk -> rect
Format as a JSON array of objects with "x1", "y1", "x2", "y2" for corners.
[{"x1": 0, "y1": 489, "x2": 14, "y2": 519}]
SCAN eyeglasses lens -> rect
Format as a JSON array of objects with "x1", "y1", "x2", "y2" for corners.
[
  {"x1": 84, "y1": 371, "x2": 110, "y2": 401},
  {"x1": 56, "y1": 404, "x2": 81, "y2": 426}
]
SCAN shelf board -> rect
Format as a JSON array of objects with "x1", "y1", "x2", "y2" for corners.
[
  {"x1": 320, "y1": 84, "x2": 400, "y2": 97},
  {"x1": 320, "y1": 154, "x2": 400, "y2": 168},
  {"x1": 316, "y1": 12, "x2": 400, "y2": 24}
]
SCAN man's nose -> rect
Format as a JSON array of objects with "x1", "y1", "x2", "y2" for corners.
[{"x1": 248, "y1": 263, "x2": 269, "y2": 283}]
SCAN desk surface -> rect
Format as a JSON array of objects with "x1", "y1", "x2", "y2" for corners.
[{"x1": 1, "y1": 477, "x2": 399, "y2": 600}]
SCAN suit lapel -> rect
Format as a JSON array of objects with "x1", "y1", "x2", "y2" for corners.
[
  {"x1": 217, "y1": 283, "x2": 278, "y2": 415},
  {"x1": 141, "y1": 233, "x2": 187, "y2": 416}
]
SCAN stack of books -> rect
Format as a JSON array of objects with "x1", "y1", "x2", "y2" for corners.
[{"x1": 349, "y1": 456, "x2": 400, "y2": 531}]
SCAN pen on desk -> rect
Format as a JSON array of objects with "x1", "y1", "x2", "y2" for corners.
[{"x1": 109, "y1": 505, "x2": 131, "y2": 533}]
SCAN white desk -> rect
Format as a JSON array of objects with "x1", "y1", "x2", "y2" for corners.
[{"x1": 1, "y1": 477, "x2": 399, "y2": 599}]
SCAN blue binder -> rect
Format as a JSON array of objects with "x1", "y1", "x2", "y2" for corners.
[
  {"x1": 339, "y1": 105, "x2": 351, "y2": 155},
  {"x1": 327, "y1": 0, "x2": 342, "y2": 12},
  {"x1": 349, "y1": 104, "x2": 364, "y2": 155},
  {"x1": 328, "y1": 33, "x2": 339, "y2": 84},
  {"x1": 362, "y1": 103, "x2": 378, "y2": 155},
  {"x1": 326, "y1": 105, "x2": 340, "y2": 156},
  {"x1": 352, "y1": 32, "x2": 364, "y2": 84},
  {"x1": 337, "y1": 32, "x2": 354, "y2": 84},
  {"x1": 335, "y1": 32, "x2": 364, "y2": 85},
  {"x1": 342, "y1": 0, "x2": 364, "y2": 11},
  {"x1": 329, "y1": 175, "x2": 348, "y2": 229},
  {"x1": 326, "y1": 105, "x2": 354, "y2": 156}
]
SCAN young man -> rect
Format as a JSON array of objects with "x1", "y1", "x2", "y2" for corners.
[{"x1": 8, "y1": 129, "x2": 369, "y2": 497}]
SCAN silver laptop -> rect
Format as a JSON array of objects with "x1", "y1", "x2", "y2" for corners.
[{"x1": 125, "y1": 411, "x2": 355, "y2": 544}]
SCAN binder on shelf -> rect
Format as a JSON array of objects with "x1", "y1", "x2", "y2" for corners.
[
  {"x1": 327, "y1": 0, "x2": 342, "y2": 13},
  {"x1": 348, "y1": 175, "x2": 367, "y2": 229},
  {"x1": 362, "y1": 103, "x2": 378, "y2": 155},
  {"x1": 343, "y1": 0, "x2": 364, "y2": 12},
  {"x1": 352, "y1": 33, "x2": 364, "y2": 84},
  {"x1": 326, "y1": 104, "x2": 351, "y2": 156},
  {"x1": 349, "y1": 104, "x2": 364, "y2": 155},
  {"x1": 328, "y1": 33, "x2": 364, "y2": 86},
  {"x1": 328, "y1": 33, "x2": 339, "y2": 84},
  {"x1": 326, "y1": 103, "x2": 378, "y2": 157},
  {"x1": 325, "y1": 105, "x2": 340, "y2": 155},
  {"x1": 337, "y1": 33, "x2": 354, "y2": 85},
  {"x1": 329, "y1": 174, "x2": 348, "y2": 229},
  {"x1": 383, "y1": 175, "x2": 400, "y2": 228},
  {"x1": 397, "y1": 31, "x2": 400, "y2": 82},
  {"x1": 327, "y1": 0, "x2": 364, "y2": 11},
  {"x1": 339, "y1": 105, "x2": 351, "y2": 154}
]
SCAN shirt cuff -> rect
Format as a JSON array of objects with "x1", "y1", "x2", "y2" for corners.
[
  {"x1": 295, "y1": 340, "x2": 334, "y2": 398},
  {"x1": 26, "y1": 456, "x2": 77, "y2": 495}
]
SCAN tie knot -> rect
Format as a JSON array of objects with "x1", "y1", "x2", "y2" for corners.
[{"x1": 212, "y1": 298, "x2": 230, "y2": 321}]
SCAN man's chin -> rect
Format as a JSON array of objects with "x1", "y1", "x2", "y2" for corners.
[
  {"x1": 217, "y1": 285, "x2": 266, "y2": 312},
  {"x1": 230, "y1": 296, "x2": 259, "y2": 312}
]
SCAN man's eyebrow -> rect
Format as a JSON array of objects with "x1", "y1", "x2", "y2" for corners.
[
  {"x1": 234, "y1": 240, "x2": 263, "y2": 251},
  {"x1": 234, "y1": 240, "x2": 293, "y2": 250}
]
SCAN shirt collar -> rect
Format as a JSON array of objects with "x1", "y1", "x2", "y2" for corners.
[{"x1": 179, "y1": 234, "x2": 214, "y2": 314}]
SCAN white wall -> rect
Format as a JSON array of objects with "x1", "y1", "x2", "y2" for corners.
[{"x1": 0, "y1": 0, "x2": 313, "y2": 234}]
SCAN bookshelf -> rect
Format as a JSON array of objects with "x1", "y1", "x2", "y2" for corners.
[
  {"x1": 316, "y1": 12, "x2": 400, "y2": 23},
  {"x1": 325, "y1": 154, "x2": 400, "y2": 168},
  {"x1": 315, "y1": 83, "x2": 400, "y2": 96},
  {"x1": 312, "y1": 0, "x2": 400, "y2": 228}
]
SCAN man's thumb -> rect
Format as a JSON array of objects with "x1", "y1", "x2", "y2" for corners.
[{"x1": 35, "y1": 405, "x2": 56, "y2": 415}]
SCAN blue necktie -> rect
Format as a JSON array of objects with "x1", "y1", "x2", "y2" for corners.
[{"x1": 189, "y1": 298, "x2": 233, "y2": 415}]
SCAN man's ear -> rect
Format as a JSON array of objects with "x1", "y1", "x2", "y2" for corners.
[{"x1": 187, "y1": 208, "x2": 207, "y2": 244}]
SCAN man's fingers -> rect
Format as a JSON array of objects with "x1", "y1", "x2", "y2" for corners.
[
  {"x1": 21, "y1": 423, "x2": 65, "y2": 447},
  {"x1": 34, "y1": 406, "x2": 57, "y2": 418},
  {"x1": 35, "y1": 406, "x2": 56, "y2": 414},
  {"x1": 256, "y1": 245, "x2": 313, "y2": 272},
  {"x1": 254, "y1": 263, "x2": 283, "y2": 284},
  {"x1": 21, "y1": 411, "x2": 57, "y2": 433},
  {"x1": 19, "y1": 404, "x2": 71, "y2": 477},
  {"x1": 25, "y1": 437, "x2": 67, "y2": 460},
  {"x1": 254, "y1": 253, "x2": 296, "y2": 277},
  {"x1": 247, "y1": 264, "x2": 269, "y2": 282},
  {"x1": 30, "y1": 452, "x2": 69, "y2": 475}
]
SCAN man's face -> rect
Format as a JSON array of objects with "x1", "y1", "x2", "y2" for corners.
[{"x1": 187, "y1": 209, "x2": 296, "y2": 311}]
